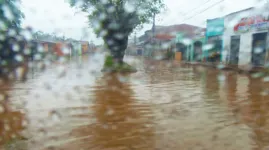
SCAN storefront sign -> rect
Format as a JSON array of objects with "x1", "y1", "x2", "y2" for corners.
[
  {"x1": 234, "y1": 15, "x2": 269, "y2": 33},
  {"x1": 206, "y1": 18, "x2": 224, "y2": 37}
]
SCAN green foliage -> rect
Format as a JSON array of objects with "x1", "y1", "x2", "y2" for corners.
[
  {"x1": 103, "y1": 54, "x2": 137, "y2": 72},
  {"x1": 0, "y1": 0, "x2": 24, "y2": 30},
  {"x1": 104, "y1": 54, "x2": 114, "y2": 67},
  {"x1": 69, "y1": 0, "x2": 165, "y2": 37},
  {"x1": 166, "y1": 51, "x2": 175, "y2": 60}
]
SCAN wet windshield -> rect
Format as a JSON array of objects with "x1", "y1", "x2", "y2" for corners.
[{"x1": 1, "y1": 0, "x2": 269, "y2": 149}]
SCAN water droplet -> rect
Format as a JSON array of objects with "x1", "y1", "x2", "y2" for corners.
[
  {"x1": 0, "y1": 105, "x2": 4, "y2": 113},
  {"x1": 107, "y1": 40, "x2": 114, "y2": 45},
  {"x1": 218, "y1": 74, "x2": 226, "y2": 81},
  {"x1": 22, "y1": 120, "x2": 28, "y2": 127},
  {"x1": 49, "y1": 110, "x2": 61, "y2": 123},
  {"x1": 21, "y1": 29, "x2": 33, "y2": 41},
  {"x1": 118, "y1": 75, "x2": 128, "y2": 83},
  {"x1": 260, "y1": 89, "x2": 269, "y2": 96},
  {"x1": 254, "y1": 47, "x2": 263, "y2": 54},
  {"x1": 0, "y1": 94, "x2": 4, "y2": 101},
  {"x1": 11, "y1": 134, "x2": 17, "y2": 139},
  {"x1": 0, "y1": 34, "x2": 5, "y2": 41},
  {"x1": 182, "y1": 38, "x2": 192, "y2": 45},
  {"x1": 103, "y1": 124, "x2": 108, "y2": 129},
  {"x1": 108, "y1": 22, "x2": 120, "y2": 30},
  {"x1": 23, "y1": 48, "x2": 31, "y2": 55},
  {"x1": 4, "y1": 124, "x2": 10, "y2": 131},
  {"x1": 15, "y1": 55, "x2": 24, "y2": 62},
  {"x1": 37, "y1": 45, "x2": 44, "y2": 52},
  {"x1": 100, "y1": 0, "x2": 108, "y2": 4},
  {"x1": 34, "y1": 54, "x2": 42, "y2": 60},
  {"x1": 114, "y1": 33, "x2": 124, "y2": 39},
  {"x1": 99, "y1": 30, "x2": 108, "y2": 37},
  {"x1": 251, "y1": 72, "x2": 264, "y2": 78},
  {"x1": 124, "y1": 2, "x2": 136, "y2": 13},
  {"x1": 92, "y1": 21, "x2": 101, "y2": 30},
  {"x1": 263, "y1": 76, "x2": 269, "y2": 82},
  {"x1": 2, "y1": 5, "x2": 14, "y2": 21},
  {"x1": 106, "y1": 108, "x2": 114, "y2": 115},
  {"x1": 12, "y1": 44, "x2": 20, "y2": 52},
  {"x1": 265, "y1": 62, "x2": 269, "y2": 68},
  {"x1": 203, "y1": 44, "x2": 214, "y2": 51},
  {"x1": 8, "y1": 29, "x2": 17, "y2": 36},
  {"x1": 38, "y1": 128, "x2": 47, "y2": 137},
  {"x1": 44, "y1": 82, "x2": 52, "y2": 90},
  {"x1": 98, "y1": 13, "x2": 106, "y2": 20},
  {"x1": 107, "y1": 6, "x2": 115, "y2": 13},
  {"x1": 0, "y1": 20, "x2": 7, "y2": 30},
  {"x1": 161, "y1": 43, "x2": 170, "y2": 49},
  {"x1": 62, "y1": 47, "x2": 70, "y2": 55},
  {"x1": 15, "y1": 67, "x2": 26, "y2": 80}
]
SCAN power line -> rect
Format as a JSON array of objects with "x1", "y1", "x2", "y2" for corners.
[
  {"x1": 181, "y1": 0, "x2": 213, "y2": 16},
  {"x1": 181, "y1": 0, "x2": 225, "y2": 23}
]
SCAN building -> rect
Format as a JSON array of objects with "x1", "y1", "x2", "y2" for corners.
[
  {"x1": 174, "y1": 26, "x2": 205, "y2": 61},
  {"x1": 80, "y1": 41, "x2": 90, "y2": 54},
  {"x1": 139, "y1": 24, "x2": 204, "y2": 59},
  {"x1": 223, "y1": 5, "x2": 269, "y2": 68},
  {"x1": 205, "y1": 17, "x2": 225, "y2": 62}
]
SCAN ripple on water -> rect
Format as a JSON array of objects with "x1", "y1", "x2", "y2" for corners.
[{"x1": 3, "y1": 57, "x2": 269, "y2": 149}]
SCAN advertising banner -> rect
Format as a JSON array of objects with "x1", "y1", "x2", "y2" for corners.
[{"x1": 234, "y1": 15, "x2": 269, "y2": 33}]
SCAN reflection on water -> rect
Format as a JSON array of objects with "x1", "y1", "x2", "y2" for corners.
[
  {"x1": 246, "y1": 78, "x2": 269, "y2": 150},
  {"x1": 1, "y1": 56, "x2": 269, "y2": 150},
  {"x1": 0, "y1": 81, "x2": 27, "y2": 149},
  {"x1": 62, "y1": 73, "x2": 155, "y2": 150}
]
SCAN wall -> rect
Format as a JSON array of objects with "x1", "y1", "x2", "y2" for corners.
[{"x1": 223, "y1": 6, "x2": 269, "y2": 66}]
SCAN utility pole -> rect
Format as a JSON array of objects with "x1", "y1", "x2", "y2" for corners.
[
  {"x1": 134, "y1": 32, "x2": 136, "y2": 45},
  {"x1": 150, "y1": 13, "x2": 156, "y2": 57},
  {"x1": 152, "y1": 13, "x2": 156, "y2": 42}
]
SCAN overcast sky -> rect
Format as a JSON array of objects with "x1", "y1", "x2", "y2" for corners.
[{"x1": 21, "y1": 0, "x2": 263, "y2": 44}]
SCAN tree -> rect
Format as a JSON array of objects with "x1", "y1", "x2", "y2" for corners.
[
  {"x1": 69, "y1": 0, "x2": 165, "y2": 65},
  {"x1": 0, "y1": 0, "x2": 24, "y2": 29}
]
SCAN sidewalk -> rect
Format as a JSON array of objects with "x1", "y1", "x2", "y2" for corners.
[{"x1": 184, "y1": 61, "x2": 268, "y2": 74}]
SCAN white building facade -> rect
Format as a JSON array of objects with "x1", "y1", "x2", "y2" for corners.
[{"x1": 223, "y1": 5, "x2": 269, "y2": 68}]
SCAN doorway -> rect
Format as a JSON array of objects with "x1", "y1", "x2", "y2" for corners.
[
  {"x1": 176, "y1": 42, "x2": 187, "y2": 60},
  {"x1": 193, "y1": 41, "x2": 203, "y2": 61},
  {"x1": 207, "y1": 35, "x2": 222, "y2": 62},
  {"x1": 229, "y1": 35, "x2": 240, "y2": 65},
  {"x1": 251, "y1": 32, "x2": 267, "y2": 66}
]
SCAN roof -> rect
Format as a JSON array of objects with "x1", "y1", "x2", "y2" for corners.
[
  {"x1": 154, "y1": 34, "x2": 175, "y2": 40},
  {"x1": 139, "y1": 24, "x2": 205, "y2": 43},
  {"x1": 154, "y1": 24, "x2": 204, "y2": 34},
  {"x1": 207, "y1": 17, "x2": 224, "y2": 21},
  {"x1": 225, "y1": 7, "x2": 254, "y2": 17},
  {"x1": 79, "y1": 41, "x2": 89, "y2": 44}
]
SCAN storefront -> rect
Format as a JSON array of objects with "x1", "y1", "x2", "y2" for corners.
[
  {"x1": 205, "y1": 18, "x2": 225, "y2": 62},
  {"x1": 223, "y1": 6, "x2": 269, "y2": 67},
  {"x1": 191, "y1": 34, "x2": 206, "y2": 62},
  {"x1": 174, "y1": 32, "x2": 192, "y2": 61}
]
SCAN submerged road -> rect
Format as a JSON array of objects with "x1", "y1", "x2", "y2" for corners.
[{"x1": 1, "y1": 54, "x2": 269, "y2": 150}]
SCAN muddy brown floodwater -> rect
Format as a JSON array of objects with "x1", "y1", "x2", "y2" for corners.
[{"x1": 1, "y1": 54, "x2": 269, "y2": 150}]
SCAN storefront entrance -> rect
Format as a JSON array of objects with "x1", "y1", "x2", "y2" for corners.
[
  {"x1": 207, "y1": 35, "x2": 222, "y2": 62},
  {"x1": 229, "y1": 35, "x2": 240, "y2": 65},
  {"x1": 251, "y1": 32, "x2": 267, "y2": 66},
  {"x1": 176, "y1": 43, "x2": 187, "y2": 60},
  {"x1": 193, "y1": 41, "x2": 203, "y2": 61}
]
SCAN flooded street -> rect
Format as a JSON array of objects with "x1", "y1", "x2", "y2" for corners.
[{"x1": 1, "y1": 54, "x2": 269, "y2": 150}]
